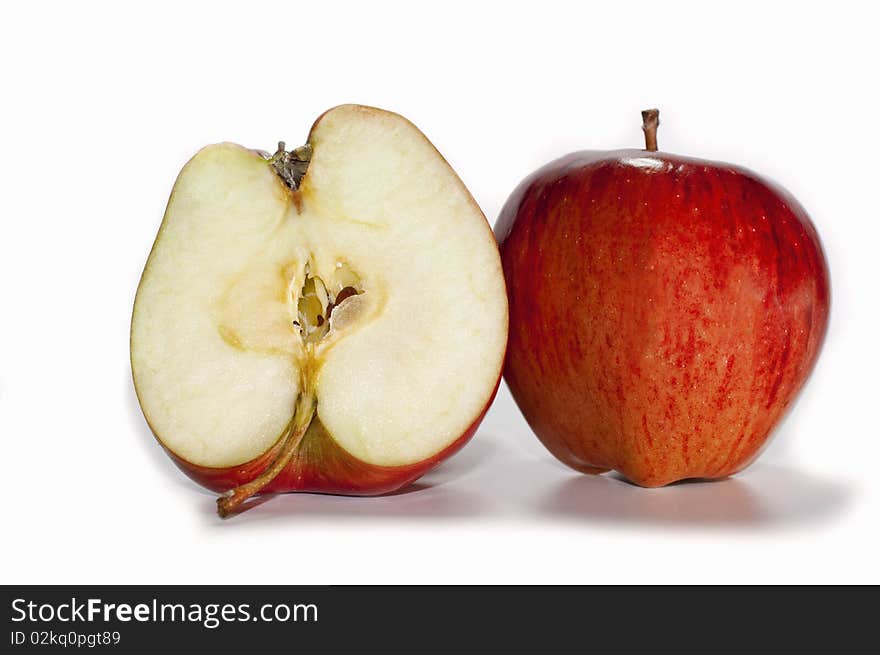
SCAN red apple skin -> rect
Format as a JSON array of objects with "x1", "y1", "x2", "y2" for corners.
[
  {"x1": 162, "y1": 376, "x2": 500, "y2": 496},
  {"x1": 496, "y1": 150, "x2": 829, "y2": 486}
]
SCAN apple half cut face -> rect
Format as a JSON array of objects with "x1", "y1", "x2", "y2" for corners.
[{"x1": 131, "y1": 105, "x2": 508, "y2": 516}]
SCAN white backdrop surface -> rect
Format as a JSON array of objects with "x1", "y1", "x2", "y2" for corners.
[{"x1": 1, "y1": 1, "x2": 876, "y2": 584}]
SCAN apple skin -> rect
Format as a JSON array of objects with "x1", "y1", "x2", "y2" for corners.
[
  {"x1": 160, "y1": 376, "x2": 500, "y2": 497},
  {"x1": 496, "y1": 149, "x2": 829, "y2": 486}
]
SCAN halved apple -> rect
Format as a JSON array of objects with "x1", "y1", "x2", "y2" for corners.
[{"x1": 131, "y1": 105, "x2": 508, "y2": 516}]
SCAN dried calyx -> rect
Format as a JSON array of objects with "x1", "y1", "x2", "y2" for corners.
[{"x1": 270, "y1": 141, "x2": 312, "y2": 190}]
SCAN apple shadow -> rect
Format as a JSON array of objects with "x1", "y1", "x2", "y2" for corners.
[
  {"x1": 194, "y1": 437, "x2": 499, "y2": 523},
  {"x1": 205, "y1": 438, "x2": 498, "y2": 523},
  {"x1": 209, "y1": 484, "x2": 490, "y2": 524},
  {"x1": 537, "y1": 464, "x2": 853, "y2": 530}
]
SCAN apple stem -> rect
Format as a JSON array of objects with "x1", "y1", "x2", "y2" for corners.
[
  {"x1": 216, "y1": 392, "x2": 316, "y2": 518},
  {"x1": 641, "y1": 109, "x2": 660, "y2": 151}
]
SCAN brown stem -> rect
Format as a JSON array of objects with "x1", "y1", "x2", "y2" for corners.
[
  {"x1": 641, "y1": 109, "x2": 660, "y2": 151},
  {"x1": 216, "y1": 393, "x2": 315, "y2": 518}
]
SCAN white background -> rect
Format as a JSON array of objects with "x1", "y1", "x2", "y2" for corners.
[{"x1": 1, "y1": 1, "x2": 877, "y2": 584}]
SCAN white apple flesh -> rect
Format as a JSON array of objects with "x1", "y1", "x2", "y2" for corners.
[{"x1": 131, "y1": 105, "x2": 508, "y2": 516}]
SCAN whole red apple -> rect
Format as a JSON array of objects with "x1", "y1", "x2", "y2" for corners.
[{"x1": 496, "y1": 110, "x2": 829, "y2": 486}]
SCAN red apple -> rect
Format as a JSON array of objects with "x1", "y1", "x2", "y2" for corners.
[
  {"x1": 131, "y1": 105, "x2": 508, "y2": 516},
  {"x1": 496, "y1": 110, "x2": 829, "y2": 486}
]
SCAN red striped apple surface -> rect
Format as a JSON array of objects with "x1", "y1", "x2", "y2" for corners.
[{"x1": 497, "y1": 111, "x2": 829, "y2": 486}]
